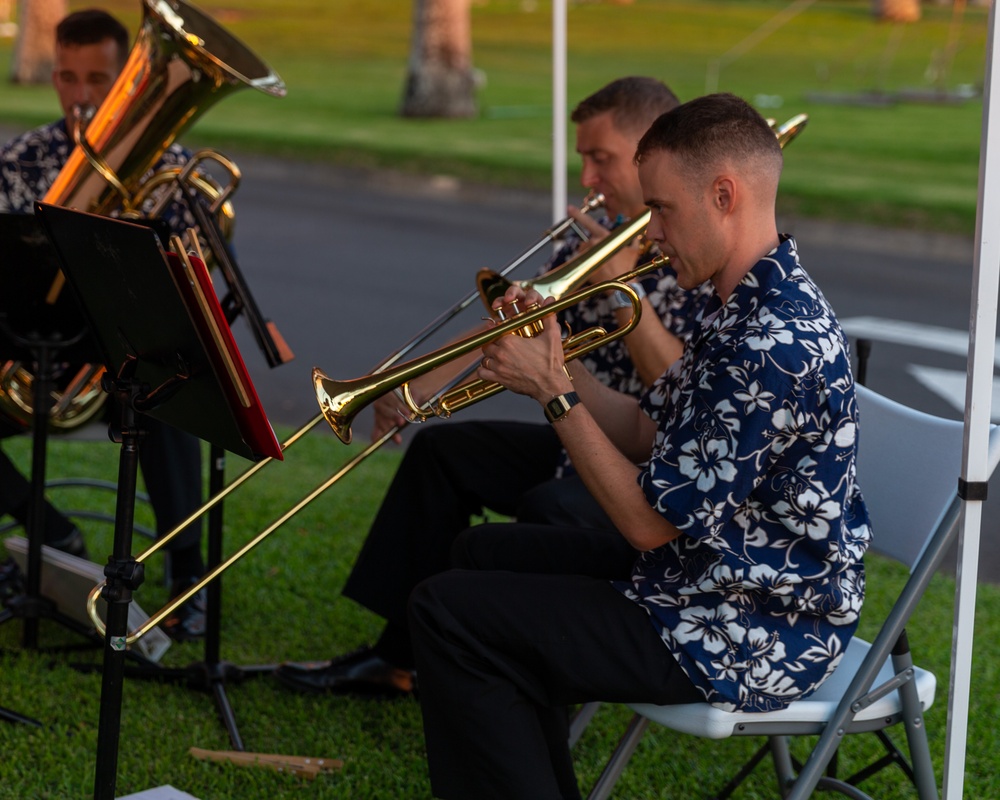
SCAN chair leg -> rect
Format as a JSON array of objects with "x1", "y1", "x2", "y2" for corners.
[
  {"x1": 891, "y1": 640, "x2": 939, "y2": 800},
  {"x1": 570, "y1": 702, "x2": 601, "y2": 749},
  {"x1": 586, "y1": 714, "x2": 649, "y2": 800},
  {"x1": 770, "y1": 736, "x2": 796, "y2": 797}
]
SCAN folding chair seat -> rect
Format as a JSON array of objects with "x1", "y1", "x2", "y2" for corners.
[{"x1": 586, "y1": 384, "x2": 1000, "y2": 800}]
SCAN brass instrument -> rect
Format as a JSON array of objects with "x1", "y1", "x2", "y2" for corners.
[
  {"x1": 315, "y1": 214, "x2": 652, "y2": 445},
  {"x1": 84, "y1": 218, "x2": 652, "y2": 642},
  {"x1": 0, "y1": 0, "x2": 284, "y2": 434},
  {"x1": 85, "y1": 112, "x2": 810, "y2": 643}
]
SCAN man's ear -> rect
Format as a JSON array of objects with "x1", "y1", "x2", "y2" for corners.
[{"x1": 713, "y1": 175, "x2": 736, "y2": 214}]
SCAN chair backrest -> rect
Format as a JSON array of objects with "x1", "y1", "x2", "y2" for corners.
[{"x1": 854, "y1": 384, "x2": 966, "y2": 571}]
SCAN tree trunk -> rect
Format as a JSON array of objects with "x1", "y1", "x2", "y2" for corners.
[
  {"x1": 400, "y1": 0, "x2": 476, "y2": 118},
  {"x1": 10, "y1": 0, "x2": 68, "y2": 84},
  {"x1": 872, "y1": 0, "x2": 921, "y2": 23}
]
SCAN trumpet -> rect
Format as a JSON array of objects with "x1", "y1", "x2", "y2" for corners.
[{"x1": 315, "y1": 260, "x2": 658, "y2": 446}]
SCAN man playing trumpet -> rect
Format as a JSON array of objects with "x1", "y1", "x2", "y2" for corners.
[{"x1": 408, "y1": 93, "x2": 871, "y2": 799}]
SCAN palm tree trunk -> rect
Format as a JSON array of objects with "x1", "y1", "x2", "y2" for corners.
[
  {"x1": 400, "y1": 0, "x2": 476, "y2": 118},
  {"x1": 10, "y1": 0, "x2": 68, "y2": 84}
]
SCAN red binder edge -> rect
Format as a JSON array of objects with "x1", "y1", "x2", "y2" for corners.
[{"x1": 165, "y1": 250, "x2": 283, "y2": 462}]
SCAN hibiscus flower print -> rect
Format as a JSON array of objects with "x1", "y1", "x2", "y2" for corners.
[
  {"x1": 774, "y1": 487, "x2": 841, "y2": 540},
  {"x1": 678, "y1": 436, "x2": 738, "y2": 492},
  {"x1": 745, "y1": 311, "x2": 795, "y2": 351},
  {"x1": 733, "y1": 380, "x2": 776, "y2": 414},
  {"x1": 672, "y1": 604, "x2": 746, "y2": 654}
]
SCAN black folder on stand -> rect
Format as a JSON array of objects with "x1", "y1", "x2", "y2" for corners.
[{"x1": 33, "y1": 203, "x2": 281, "y2": 463}]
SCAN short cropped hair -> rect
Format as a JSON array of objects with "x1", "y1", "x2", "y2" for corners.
[
  {"x1": 56, "y1": 9, "x2": 130, "y2": 66},
  {"x1": 634, "y1": 93, "x2": 783, "y2": 182},
  {"x1": 571, "y1": 77, "x2": 680, "y2": 138}
]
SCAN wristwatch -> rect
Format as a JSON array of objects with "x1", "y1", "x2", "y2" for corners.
[
  {"x1": 543, "y1": 391, "x2": 581, "y2": 423},
  {"x1": 609, "y1": 281, "x2": 646, "y2": 310}
]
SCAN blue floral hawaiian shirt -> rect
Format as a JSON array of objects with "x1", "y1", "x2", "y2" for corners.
[{"x1": 615, "y1": 235, "x2": 871, "y2": 712}]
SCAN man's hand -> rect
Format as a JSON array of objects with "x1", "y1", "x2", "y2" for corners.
[
  {"x1": 371, "y1": 387, "x2": 424, "y2": 444},
  {"x1": 478, "y1": 286, "x2": 574, "y2": 404}
]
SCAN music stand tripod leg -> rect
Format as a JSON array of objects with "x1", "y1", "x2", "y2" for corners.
[{"x1": 92, "y1": 368, "x2": 148, "y2": 800}]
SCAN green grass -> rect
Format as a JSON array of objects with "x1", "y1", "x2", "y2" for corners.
[
  {"x1": 1, "y1": 429, "x2": 999, "y2": 798},
  {"x1": 0, "y1": 0, "x2": 990, "y2": 234}
]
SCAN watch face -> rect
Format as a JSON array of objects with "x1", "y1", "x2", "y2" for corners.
[{"x1": 545, "y1": 392, "x2": 579, "y2": 422}]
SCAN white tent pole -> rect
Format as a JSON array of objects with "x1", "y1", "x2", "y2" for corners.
[
  {"x1": 552, "y1": 0, "x2": 567, "y2": 226},
  {"x1": 943, "y1": 1, "x2": 1000, "y2": 797}
]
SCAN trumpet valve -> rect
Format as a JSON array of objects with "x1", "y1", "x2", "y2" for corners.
[{"x1": 494, "y1": 299, "x2": 544, "y2": 338}]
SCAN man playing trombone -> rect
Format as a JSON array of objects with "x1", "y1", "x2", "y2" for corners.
[
  {"x1": 409, "y1": 92, "x2": 871, "y2": 800},
  {"x1": 275, "y1": 77, "x2": 713, "y2": 696}
]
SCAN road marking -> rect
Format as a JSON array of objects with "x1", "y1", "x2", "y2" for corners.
[
  {"x1": 839, "y1": 316, "x2": 1000, "y2": 422},
  {"x1": 840, "y1": 316, "x2": 1000, "y2": 367},
  {"x1": 906, "y1": 365, "x2": 1000, "y2": 422}
]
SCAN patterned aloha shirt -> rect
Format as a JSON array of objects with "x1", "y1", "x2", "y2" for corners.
[
  {"x1": 543, "y1": 218, "x2": 713, "y2": 476},
  {"x1": 615, "y1": 235, "x2": 871, "y2": 712},
  {"x1": 0, "y1": 119, "x2": 198, "y2": 238}
]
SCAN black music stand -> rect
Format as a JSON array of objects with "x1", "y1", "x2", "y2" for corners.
[
  {"x1": 0, "y1": 214, "x2": 106, "y2": 657},
  {"x1": 100, "y1": 184, "x2": 295, "y2": 751},
  {"x1": 35, "y1": 201, "x2": 281, "y2": 800},
  {"x1": 167, "y1": 185, "x2": 294, "y2": 749}
]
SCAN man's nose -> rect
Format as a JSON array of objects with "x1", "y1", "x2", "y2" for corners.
[{"x1": 580, "y1": 162, "x2": 598, "y2": 190}]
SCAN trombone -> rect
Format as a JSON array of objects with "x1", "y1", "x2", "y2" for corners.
[
  {"x1": 83, "y1": 196, "x2": 640, "y2": 641},
  {"x1": 86, "y1": 112, "x2": 810, "y2": 642}
]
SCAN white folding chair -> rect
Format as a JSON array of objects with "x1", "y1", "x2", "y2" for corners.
[{"x1": 586, "y1": 384, "x2": 1000, "y2": 800}]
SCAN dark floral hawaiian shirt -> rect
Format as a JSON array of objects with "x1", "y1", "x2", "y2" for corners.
[
  {"x1": 0, "y1": 118, "x2": 198, "y2": 240},
  {"x1": 616, "y1": 235, "x2": 871, "y2": 712}
]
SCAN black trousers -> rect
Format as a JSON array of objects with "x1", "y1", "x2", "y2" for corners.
[
  {"x1": 341, "y1": 419, "x2": 618, "y2": 667},
  {"x1": 137, "y1": 416, "x2": 203, "y2": 554},
  {"x1": 409, "y1": 523, "x2": 702, "y2": 800}
]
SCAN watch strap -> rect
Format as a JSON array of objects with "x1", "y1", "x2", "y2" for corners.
[{"x1": 543, "y1": 391, "x2": 581, "y2": 423}]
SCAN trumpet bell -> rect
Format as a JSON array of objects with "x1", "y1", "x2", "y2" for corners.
[{"x1": 313, "y1": 368, "x2": 362, "y2": 445}]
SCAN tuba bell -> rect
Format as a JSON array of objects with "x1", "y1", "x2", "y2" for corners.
[{"x1": 0, "y1": 0, "x2": 285, "y2": 433}]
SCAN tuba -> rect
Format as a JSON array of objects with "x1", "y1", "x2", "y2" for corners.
[{"x1": 0, "y1": 0, "x2": 285, "y2": 433}]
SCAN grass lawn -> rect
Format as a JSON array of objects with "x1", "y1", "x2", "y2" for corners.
[
  {"x1": 0, "y1": 0, "x2": 991, "y2": 234},
  {"x1": 1, "y1": 428, "x2": 999, "y2": 799}
]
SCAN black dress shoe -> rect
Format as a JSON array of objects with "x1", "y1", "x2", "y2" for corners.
[
  {"x1": 274, "y1": 647, "x2": 415, "y2": 697},
  {"x1": 161, "y1": 579, "x2": 206, "y2": 642}
]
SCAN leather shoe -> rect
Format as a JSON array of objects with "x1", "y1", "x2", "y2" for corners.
[
  {"x1": 274, "y1": 647, "x2": 415, "y2": 697},
  {"x1": 161, "y1": 579, "x2": 206, "y2": 642}
]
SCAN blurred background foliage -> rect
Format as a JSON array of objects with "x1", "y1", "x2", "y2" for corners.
[{"x1": 0, "y1": 0, "x2": 990, "y2": 233}]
